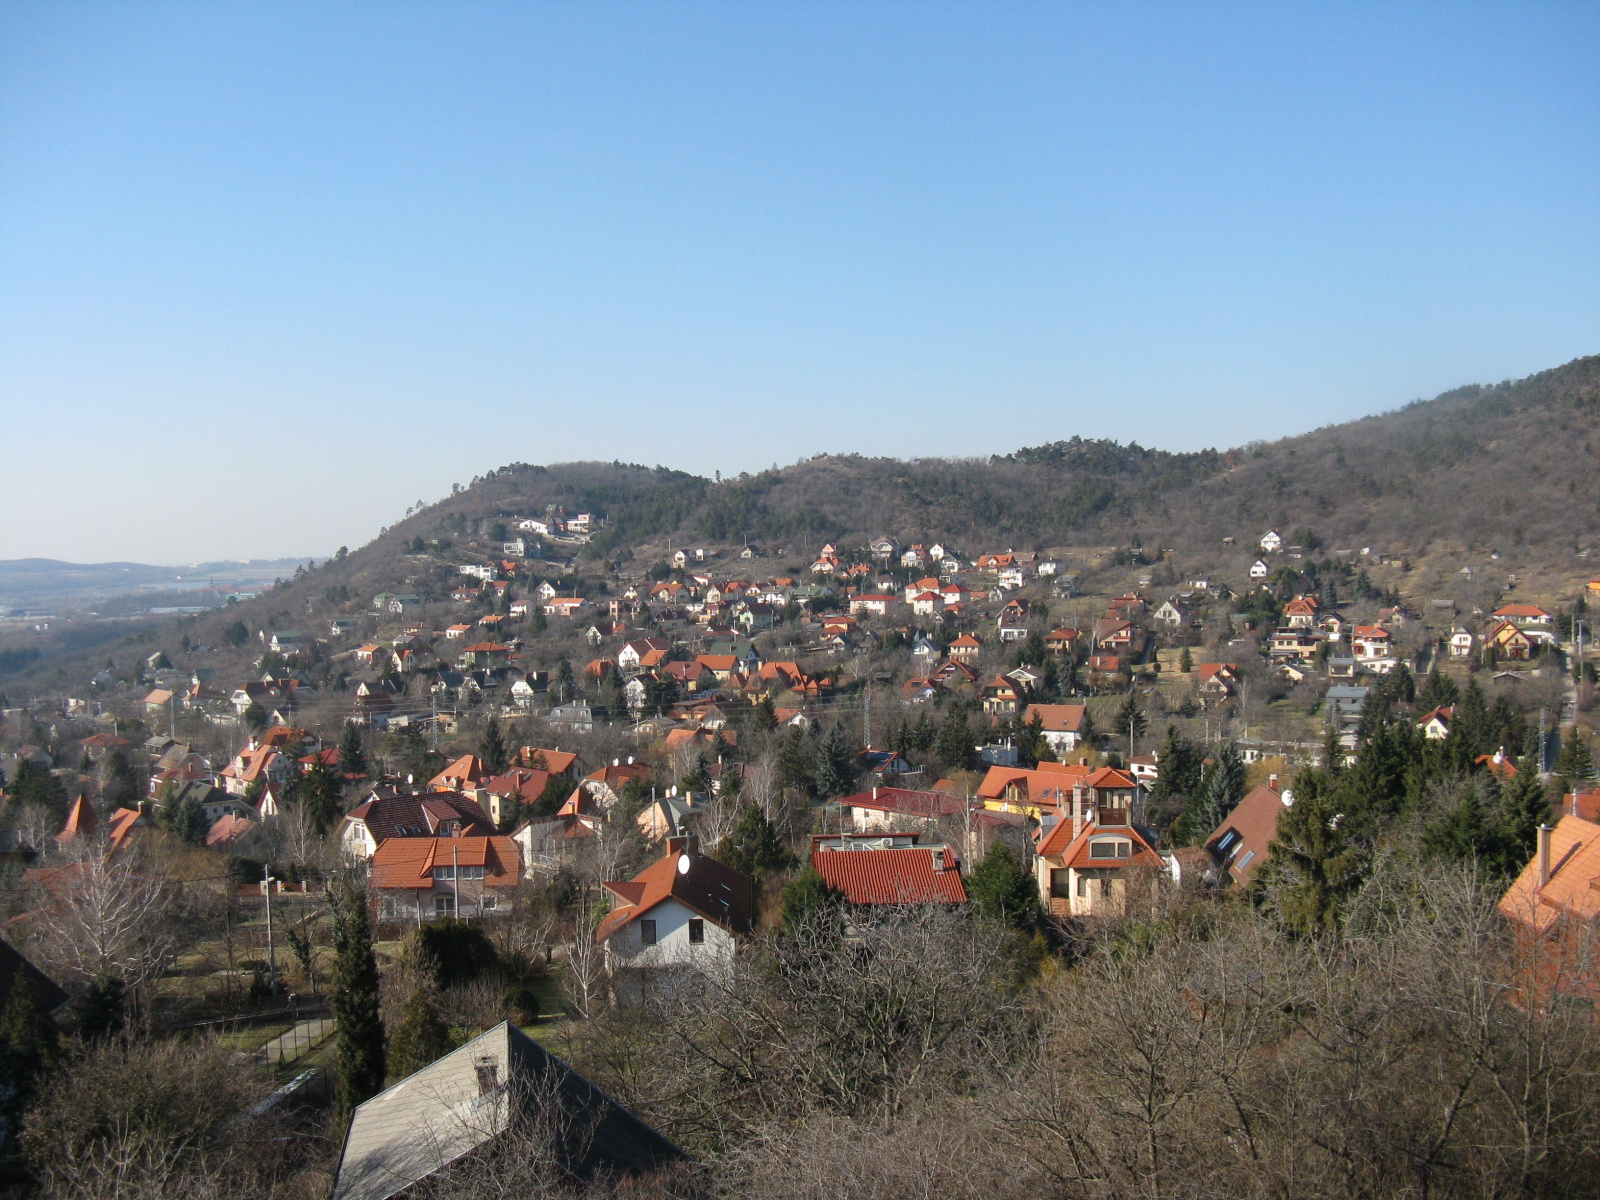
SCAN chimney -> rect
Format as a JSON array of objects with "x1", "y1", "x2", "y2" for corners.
[
  {"x1": 1268, "y1": 773, "x2": 1278, "y2": 790},
  {"x1": 1538, "y1": 824, "x2": 1552, "y2": 888},
  {"x1": 872, "y1": 785, "x2": 879, "y2": 799},
  {"x1": 1072, "y1": 785, "x2": 1084, "y2": 839},
  {"x1": 666, "y1": 834, "x2": 699, "y2": 858}
]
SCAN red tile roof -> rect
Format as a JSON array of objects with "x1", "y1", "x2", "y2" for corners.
[
  {"x1": 1499, "y1": 816, "x2": 1600, "y2": 934},
  {"x1": 345, "y1": 792, "x2": 495, "y2": 842},
  {"x1": 810, "y1": 847, "x2": 968, "y2": 905},
  {"x1": 370, "y1": 835, "x2": 522, "y2": 890}
]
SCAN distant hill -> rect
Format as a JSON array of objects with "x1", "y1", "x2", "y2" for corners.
[
  {"x1": 1, "y1": 355, "x2": 1594, "y2": 693},
  {"x1": 393, "y1": 354, "x2": 1600, "y2": 562},
  {"x1": 0, "y1": 558, "x2": 314, "y2": 607}
]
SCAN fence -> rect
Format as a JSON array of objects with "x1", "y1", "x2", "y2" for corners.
[{"x1": 173, "y1": 996, "x2": 334, "y2": 1066}]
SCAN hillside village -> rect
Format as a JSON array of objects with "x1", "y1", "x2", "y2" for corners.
[{"x1": 2, "y1": 467, "x2": 1599, "y2": 1193}]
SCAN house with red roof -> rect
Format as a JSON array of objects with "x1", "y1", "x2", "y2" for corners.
[
  {"x1": 1021, "y1": 703, "x2": 1088, "y2": 755},
  {"x1": 1204, "y1": 776, "x2": 1293, "y2": 887},
  {"x1": 596, "y1": 836, "x2": 754, "y2": 1003},
  {"x1": 1417, "y1": 705, "x2": 1455, "y2": 740},
  {"x1": 809, "y1": 840, "x2": 967, "y2": 907},
  {"x1": 1033, "y1": 792, "x2": 1164, "y2": 917},
  {"x1": 948, "y1": 633, "x2": 982, "y2": 664},
  {"x1": 370, "y1": 834, "x2": 521, "y2": 920},
  {"x1": 339, "y1": 790, "x2": 496, "y2": 859},
  {"x1": 1498, "y1": 817, "x2": 1600, "y2": 1006},
  {"x1": 1484, "y1": 619, "x2": 1534, "y2": 661},
  {"x1": 1492, "y1": 603, "x2": 1553, "y2": 628}
]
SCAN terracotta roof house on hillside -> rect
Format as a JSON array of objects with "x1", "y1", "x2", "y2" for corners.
[
  {"x1": 596, "y1": 836, "x2": 753, "y2": 1004},
  {"x1": 1204, "y1": 776, "x2": 1293, "y2": 887},
  {"x1": 339, "y1": 791, "x2": 495, "y2": 859},
  {"x1": 1498, "y1": 817, "x2": 1600, "y2": 1007},
  {"x1": 810, "y1": 843, "x2": 968, "y2": 906},
  {"x1": 369, "y1": 835, "x2": 521, "y2": 920}
]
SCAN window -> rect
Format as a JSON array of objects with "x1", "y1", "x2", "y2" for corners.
[
  {"x1": 434, "y1": 895, "x2": 452, "y2": 914},
  {"x1": 688, "y1": 918, "x2": 705, "y2": 944},
  {"x1": 434, "y1": 866, "x2": 454, "y2": 880},
  {"x1": 480, "y1": 894, "x2": 498, "y2": 911},
  {"x1": 640, "y1": 919, "x2": 657, "y2": 946},
  {"x1": 1089, "y1": 839, "x2": 1126, "y2": 859},
  {"x1": 1076, "y1": 872, "x2": 1088, "y2": 897},
  {"x1": 458, "y1": 865, "x2": 484, "y2": 879}
]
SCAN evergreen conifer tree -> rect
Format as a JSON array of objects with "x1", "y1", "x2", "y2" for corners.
[
  {"x1": 387, "y1": 986, "x2": 453, "y2": 1081},
  {"x1": 680, "y1": 751, "x2": 713, "y2": 796},
  {"x1": 1114, "y1": 690, "x2": 1148, "y2": 755},
  {"x1": 813, "y1": 723, "x2": 859, "y2": 800},
  {"x1": 301, "y1": 761, "x2": 346, "y2": 835},
  {"x1": 966, "y1": 844, "x2": 1038, "y2": 930},
  {"x1": 780, "y1": 867, "x2": 846, "y2": 934},
  {"x1": 339, "y1": 721, "x2": 368, "y2": 777},
  {"x1": 1260, "y1": 780, "x2": 1364, "y2": 936},
  {"x1": 0, "y1": 969, "x2": 60, "y2": 1160},
  {"x1": 478, "y1": 717, "x2": 508, "y2": 775},
  {"x1": 714, "y1": 803, "x2": 796, "y2": 878},
  {"x1": 331, "y1": 879, "x2": 386, "y2": 1127},
  {"x1": 751, "y1": 694, "x2": 778, "y2": 733},
  {"x1": 1555, "y1": 729, "x2": 1596, "y2": 783},
  {"x1": 932, "y1": 706, "x2": 976, "y2": 773},
  {"x1": 78, "y1": 971, "x2": 126, "y2": 1041}
]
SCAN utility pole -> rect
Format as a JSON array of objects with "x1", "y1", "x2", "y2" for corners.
[
  {"x1": 453, "y1": 840, "x2": 461, "y2": 919},
  {"x1": 262, "y1": 866, "x2": 280, "y2": 996}
]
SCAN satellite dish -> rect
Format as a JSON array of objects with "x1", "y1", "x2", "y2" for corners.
[
  {"x1": 677, "y1": 854, "x2": 691, "y2": 875},
  {"x1": 1281, "y1": 789, "x2": 1295, "y2": 807}
]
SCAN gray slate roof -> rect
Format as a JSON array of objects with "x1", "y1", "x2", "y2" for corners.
[{"x1": 331, "y1": 1022, "x2": 685, "y2": 1200}]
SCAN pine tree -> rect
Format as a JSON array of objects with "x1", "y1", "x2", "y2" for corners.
[
  {"x1": 966, "y1": 844, "x2": 1038, "y2": 930},
  {"x1": 778, "y1": 727, "x2": 815, "y2": 795},
  {"x1": 1178, "y1": 645, "x2": 1192, "y2": 673},
  {"x1": 339, "y1": 721, "x2": 368, "y2": 777},
  {"x1": 752, "y1": 694, "x2": 778, "y2": 733},
  {"x1": 301, "y1": 761, "x2": 346, "y2": 835},
  {"x1": 387, "y1": 986, "x2": 454, "y2": 1081},
  {"x1": 1182, "y1": 741, "x2": 1245, "y2": 843},
  {"x1": 680, "y1": 751, "x2": 713, "y2": 796},
  {"x1": 1114, "y1": 690, "x2": 1148, "y2": 754},
  {"x1": 714, "y1": 804, "x2": 796, "y2": 878},
  {"x1": 1491, "y1": 758, "x2": 1551, "y2": 878},
  {"x1": 1260, "y1": 781, "x2": 1364, "y2": 936},
  {"x1": 780, "y1": 867, "x2": 846, "y2": 932},
  {"x1": 813, "y1": 723, "x2": 859, "y2": 800},
  {"x1": 1417, "y1": 669, "x2": 1459, "y2": 713},
  {"x1": 478, "y1": 717, "x2": 508, "y2": 774},
  {"x1": 1555, "y1": 729, "x2": 1596, "y2": 783},
  {"x1": 79, "y1": 971, "x2": 126, "y2": 1041},
  {"x1": 331, "y1": 879, "x2": 386, "y2": 1127},
  {"x1": 932, "y1": 706, "x2": 975, "y2": 773}
]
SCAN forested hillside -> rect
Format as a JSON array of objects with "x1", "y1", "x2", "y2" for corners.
[{"x1": 404, "y1": 354, "x2": 1600, "y2": 561}]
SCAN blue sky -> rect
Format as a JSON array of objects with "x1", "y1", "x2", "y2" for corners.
[{"x1": 2, "y1": 2, "x2": 1596, "y2": 563}]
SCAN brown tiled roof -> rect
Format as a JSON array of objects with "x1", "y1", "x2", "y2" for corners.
[
  {"x1": 594, "y1": 843, "x2": 753, "y2": 942},
  {"x1": 1499, "y1": 816, "x2": 1600, "y2": 934},
  {"x1": 810, "y1": 847, "x2": 968, "y2": 905},
  {"x1": 1021, "y1": 703, "x2": 1086, "y2": 733},
  {"x1": 345, "y1": 792, "x2": 495, "y2": 842},
  {"x1": 1203, "y1": 780, "x2": 1289, "y2": 885},
  {"x1": 840, "y1": 787, "x2": 967, "y2": 820},
  {"x1": 1037, "y1": 818, "x2": 1162, "y2": 866},
  {"x1": 369, "y1": 835, "x2": 521, "y2": 890}
]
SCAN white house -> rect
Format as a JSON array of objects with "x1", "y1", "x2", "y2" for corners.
[
  {"x1": 1259, "y1": 531, "x2": 1283, "y2": 554},
  {"x1": 594, "y1": 837, "x2": 754, "y2": 1004},
  {"x1": 1249, "y1": 559, "x2": 1270, "y2": 580},
  {"x1": 1449, "y1": 626, "x2": 1475, "y2": 659}
]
